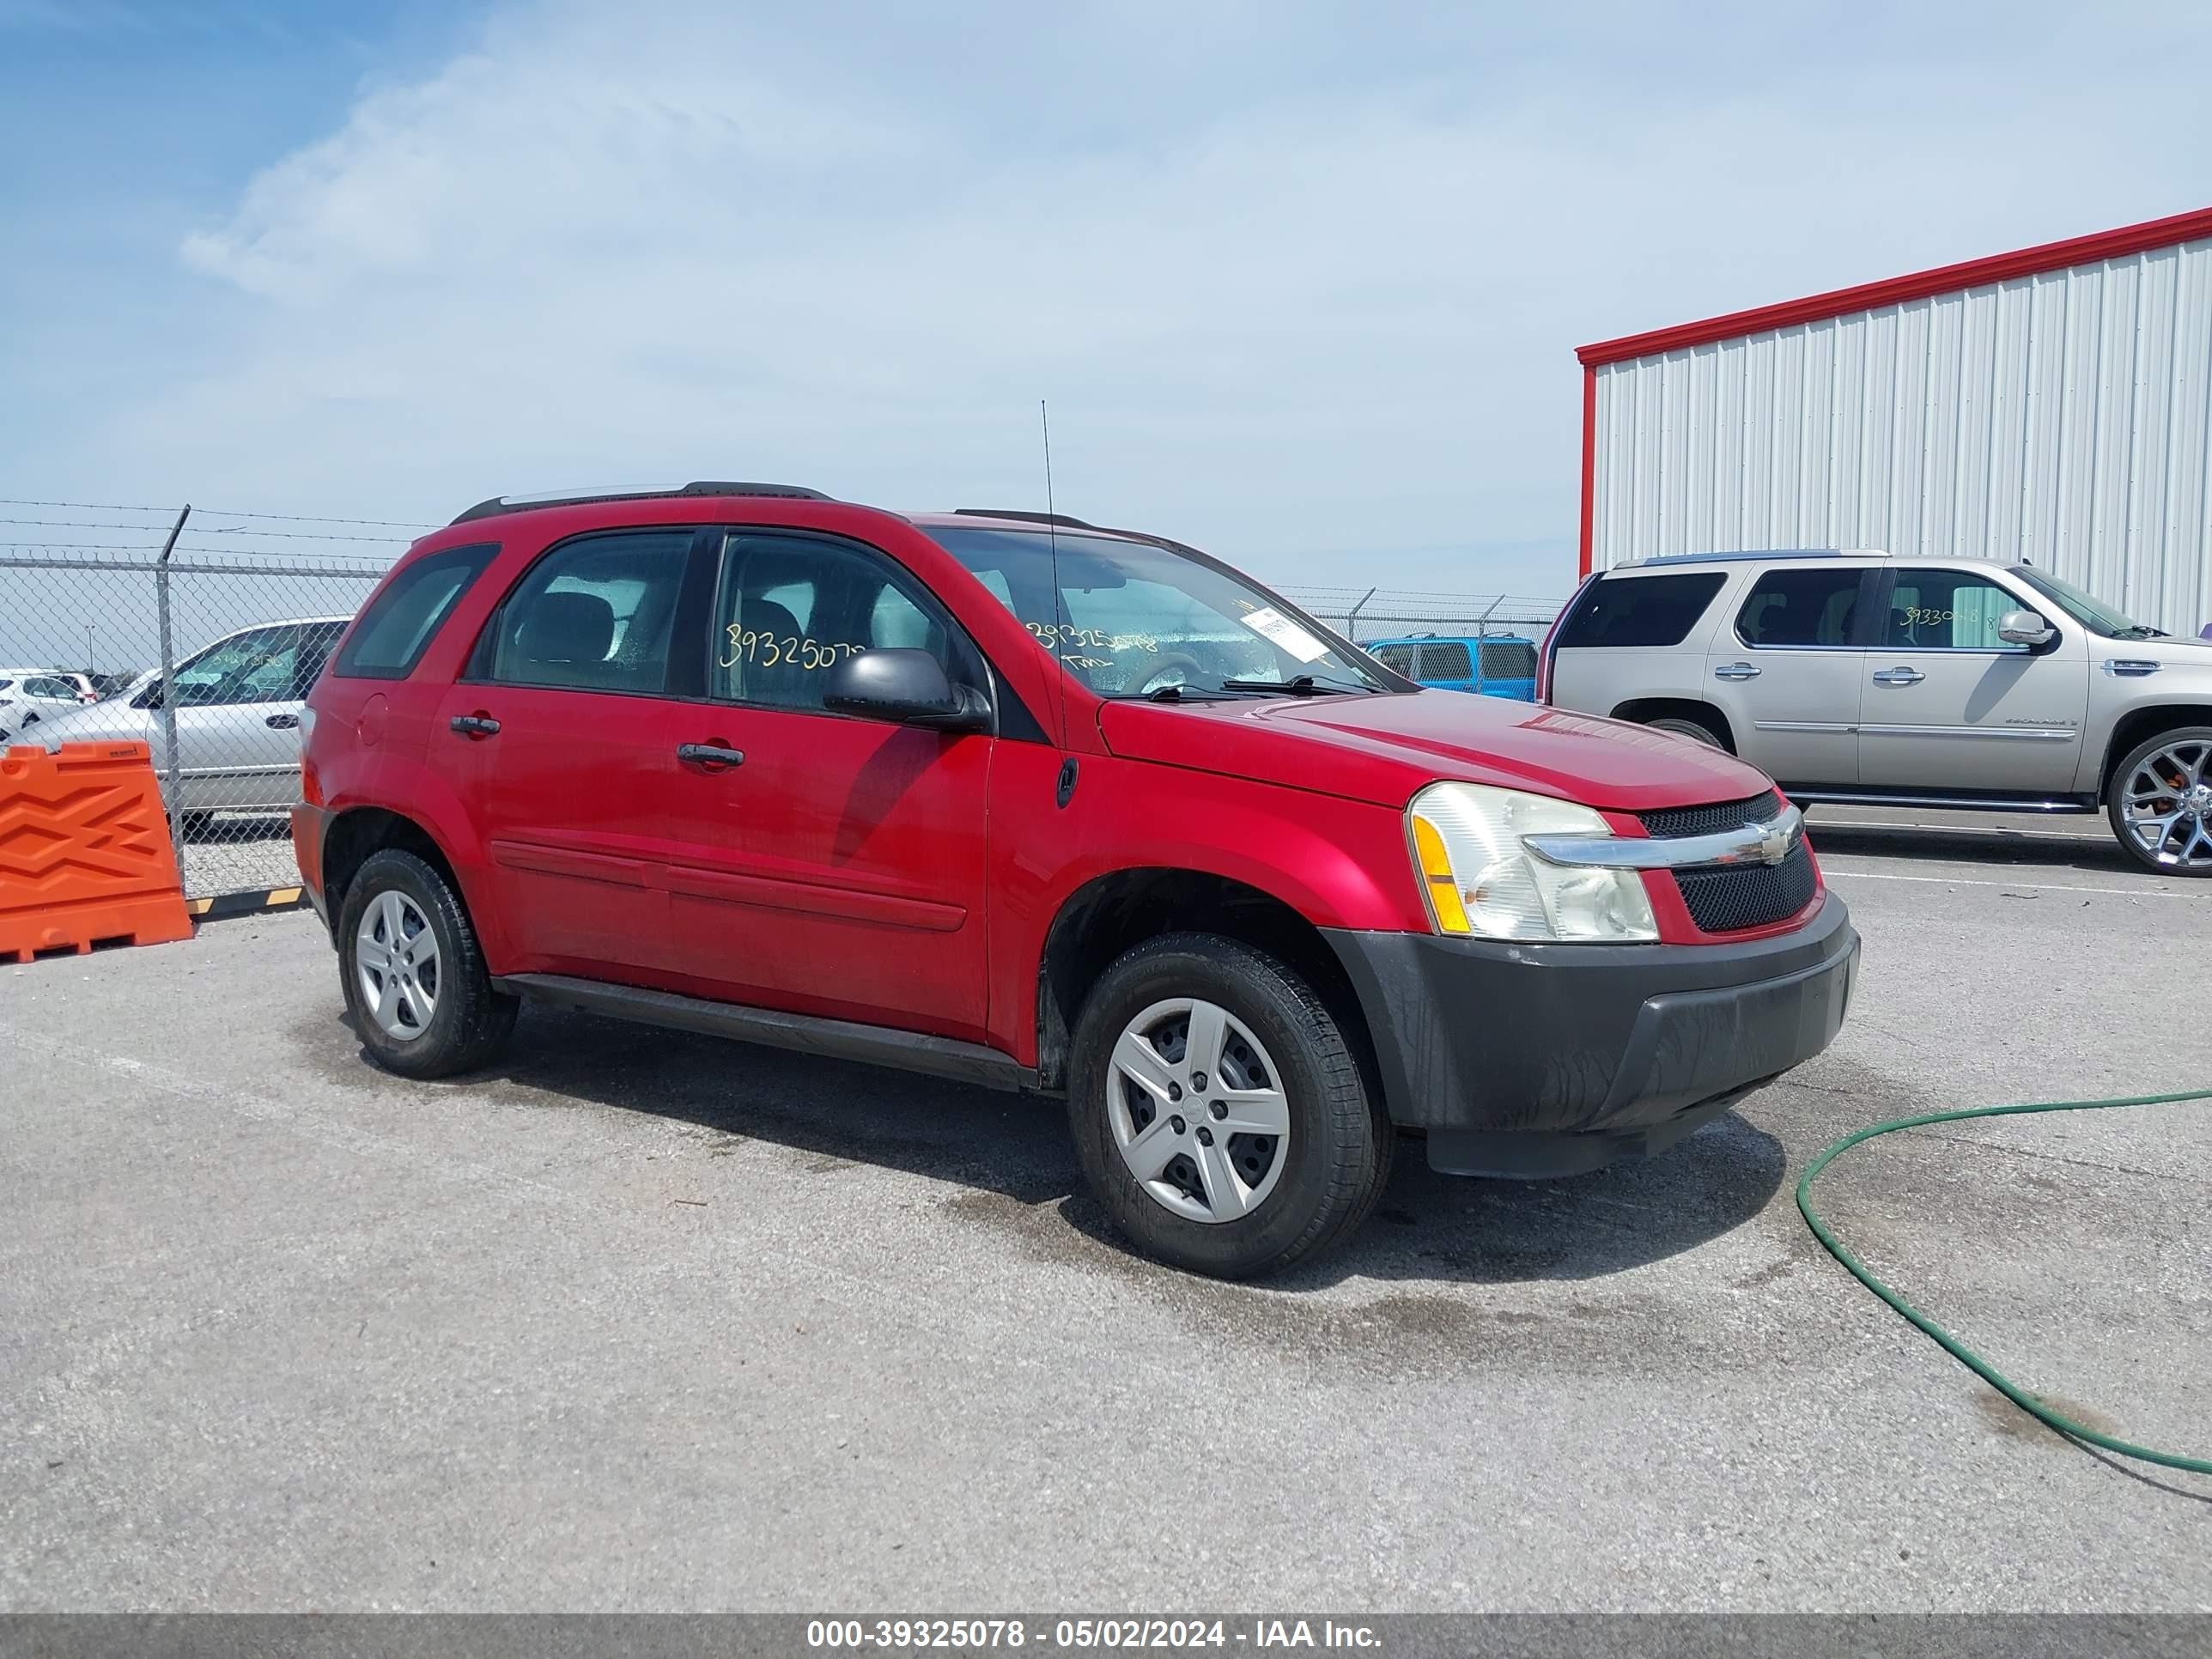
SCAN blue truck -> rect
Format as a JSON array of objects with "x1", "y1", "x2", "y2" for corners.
[{"x1": 1364, "y1": 632, "x2": 1539, "y2": 702}]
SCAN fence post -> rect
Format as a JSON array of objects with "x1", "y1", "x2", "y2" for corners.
[
  {"x1": 1346, "y1": 586, "x2": 1377, "y2": 643},
  {"x1": 153, "y1": 504, "x2": 191, "y2": 867}
]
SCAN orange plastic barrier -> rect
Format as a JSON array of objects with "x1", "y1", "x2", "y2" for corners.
[{"x1": 0, "y1": 740, "x2": 193, "y2": 963}]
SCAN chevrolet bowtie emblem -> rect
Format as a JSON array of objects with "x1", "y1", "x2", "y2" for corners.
[{"x1": 1755, "y1": 822, "x2": 1793, "y2": 866}]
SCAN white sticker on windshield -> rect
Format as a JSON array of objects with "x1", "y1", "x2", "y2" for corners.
[{"x1": 1238, "y1": 605, "x2": 1329, "y2": 664}]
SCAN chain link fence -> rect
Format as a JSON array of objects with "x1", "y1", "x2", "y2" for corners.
[
  {"x1": 1276, "y1": 586, "x2": 1565, "y2": 647},
  {"x1": 2, "y1": 501, "x2": 1570, "y2": 901},
  {"x1": 2, "y1": 503, "x2": 406, "y2": 900}
]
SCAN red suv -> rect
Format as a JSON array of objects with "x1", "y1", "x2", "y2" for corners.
[{"x1": 295, "y1": 484, "x2": 1858, "y2": 1278}]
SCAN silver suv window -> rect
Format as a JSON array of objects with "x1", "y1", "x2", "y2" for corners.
[
  {"x1": 1735, "y1": 568, "x2": 1863, "y2": 648},
  {"x1": 1559, "y1": 573, "x2": 1725, "y2": 648},
  {"x1": 1882, "y1": 569, "x2": 2021, "y2": 651}
]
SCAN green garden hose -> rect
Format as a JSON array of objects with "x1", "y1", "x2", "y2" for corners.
[{"x1": 1796, "y1": 1086, "x2": 2212, "y2": 1476}]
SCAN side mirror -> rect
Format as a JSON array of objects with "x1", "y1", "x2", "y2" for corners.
[
  {"x1": 823, "y1": 648, "x2": 990, "y2": 732},
  {"x1": 132, "y1": 680, "x2": 164, "y2": 710},
  {"x1": 1996, "y1": 609, "x2": 2056, "y2": 647}
]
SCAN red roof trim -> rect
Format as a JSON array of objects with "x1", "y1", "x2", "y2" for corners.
[{"x1": 1577, "y1": 205, "x2": 2212, "y2": 368}]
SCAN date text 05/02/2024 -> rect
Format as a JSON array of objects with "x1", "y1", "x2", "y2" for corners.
[{"x1": 805, "y1": 1620, "x2": 1382, "y2": 1650}]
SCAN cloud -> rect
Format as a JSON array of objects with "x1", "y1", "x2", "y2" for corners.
[{"x1": 30, "y1": 1, "x2": 2212, "y2": 594}]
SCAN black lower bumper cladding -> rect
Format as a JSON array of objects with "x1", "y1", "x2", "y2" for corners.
[{"x1": 1325, "y1": 896, "x2": 1859, "y2": 1178}]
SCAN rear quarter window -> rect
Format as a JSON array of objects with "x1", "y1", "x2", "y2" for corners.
[
  {"x1": 1558, "y1": 572, "x2": 1727, "y2": 648},
  {"x1": 334, "y1": 543, "x2": 498, "y2": 679}
]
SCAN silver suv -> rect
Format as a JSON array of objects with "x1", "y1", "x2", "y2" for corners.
[{"x1": 1541, "y1": 550, "x2": 2212, "y2": 877}]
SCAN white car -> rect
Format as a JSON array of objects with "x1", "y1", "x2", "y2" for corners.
[
  {"x1": 24, "y1": 618, "x2": 350, "y2": 820},
  {"x1": 0, "y1": 670, "x2": 92, "y2": 738}
]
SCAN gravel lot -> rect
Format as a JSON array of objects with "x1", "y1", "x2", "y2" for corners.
[{"x1": 3, "y1": 807, "x2": 2207, "y2": 1611}]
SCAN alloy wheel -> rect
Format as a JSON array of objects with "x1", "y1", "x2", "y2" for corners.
[
  {"x1": 1105, "y1": 997, "x2": 1291, "y2": 1224},
  {"x1": 355, "y1": 889, "x2": 441, "y2": 1041},
  {"x1": 2120, "y1": 739, "x2": 2212, "y2": 871}
]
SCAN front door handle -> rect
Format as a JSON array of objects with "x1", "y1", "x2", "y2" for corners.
[
  {"x1": 1870, "y1": 667, "x2": 1926, "y2": 687},
  {"x1": 1713, "y1": 661, "x2": 1761, "y2": 682},
  {"x1": 449, "y1": 714, "x2": 501, "y2": 738},
  {"x1": 265, "y1": 713, "x2": 300, "y2": 729},
  {"x1": 677, "y1": 741, "x2": 745, "y2": 769}
]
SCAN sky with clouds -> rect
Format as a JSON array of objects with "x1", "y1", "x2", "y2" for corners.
[{"x1": 4, "y1": 0, "x2": 2209, "y2": 604}]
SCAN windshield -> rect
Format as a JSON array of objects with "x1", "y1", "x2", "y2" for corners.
[
  {"x1": 2009, "y1": 567, "x2": 2166, "y2": 639},
  {"x1": 922, "y1": 525, "x2": 1388, "y2": 698}
]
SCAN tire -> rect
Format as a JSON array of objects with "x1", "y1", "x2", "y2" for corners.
[
  {"x1": 1646, "y1": 714, "x2": 1726, "y2": 750},
  {"x1": 337, "y1": 848, "x2": 519, "y2": 1078},
  {"x1": 1067, "y1": 932, "x2": 1393, "y2": 1279},
  {"x1": 2106, "y1": 726, "x2": 2212, "y2": 878}
]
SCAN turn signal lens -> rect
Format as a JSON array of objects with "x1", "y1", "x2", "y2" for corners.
[{"x1": 1411, "y1": 814, "x2": 1470, "y2": 934}]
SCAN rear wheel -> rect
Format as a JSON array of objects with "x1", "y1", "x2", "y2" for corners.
[
  {"x1": 1067, "y1": 933, "x2": 1391, "y2": 1279},
  {"x1": 1646, "y1": 714, "x2": 1726, "y2": 750},
  {"x1": 2107, "y1": 727, "x2": 2212, "y2": 877},
  {"x1": 337, "y1": 848, "x2": 518, "y2": 1077}
]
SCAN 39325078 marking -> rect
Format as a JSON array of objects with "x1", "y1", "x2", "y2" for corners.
[{"x1": 805, "y1": 1618, "x2": 1234, "y2": 1649}]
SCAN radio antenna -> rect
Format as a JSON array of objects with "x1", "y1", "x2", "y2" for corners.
[{"x1": 1041, "y1": 398, "x2": 1070, "y2": 741}]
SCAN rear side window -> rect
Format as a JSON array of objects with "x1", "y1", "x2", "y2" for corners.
[
  {"x1": 335, "y1": 543, "x2": 496, "y2": 679},
  {"x1": 486, "y1": 531, "x2": 694, "y2": 695},
  {"x1": 1372, "y1": 644, "x2": 1417, "y2": 675},
  {"x1": 1558, "y1": 573, "x2": 1726, "y2": 648},
  {"x1": 1736, "y1": 568, "x2": 1864, "y2": 647},
  {"x1": 1419, "y1": 641, "x2": 1473, "y2": 679},
  {"x1": 1480, "y1": 640, "x2": 1537, "y2": 679}
]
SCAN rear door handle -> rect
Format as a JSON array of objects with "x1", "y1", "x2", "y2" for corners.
[
  {"x1": 1713, "y1": 662, "x2": 1761, "y2": 682},
  {"x1": 1870, "y1": 667, "x2": 1925, "y2": 686},
  {"x1": 449, "y1": 714, "x2": 501, "y2": 738},
  {"x1": 264, "y1": 713, "x2": 300, "y2": 729},
  {"x1": 677, "y1": 742, "x2": 745, "y2": 769}
]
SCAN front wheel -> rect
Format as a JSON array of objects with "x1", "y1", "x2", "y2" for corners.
[
  {"x1": 337, "y1": 848, "x2": 519, "y2": 1077},
  {"x1": 1067, "y1": 933, "x2": 1392, "y2": 1279},
  {"x1": 1646, "y1": 714, "x2": 1726, "y2": 750},
  {"x1": 2107, "y1": 727, "x2": 2212, "y2": 876}
]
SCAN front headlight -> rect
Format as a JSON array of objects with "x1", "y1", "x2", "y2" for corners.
[{"x1": 1407, "y1": 781, "x2": 1658, "y2": 943}]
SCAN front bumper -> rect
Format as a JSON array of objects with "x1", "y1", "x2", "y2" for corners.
[{"x1": 1324, "y1": 895, "x2": 1858, "y2": 1178}]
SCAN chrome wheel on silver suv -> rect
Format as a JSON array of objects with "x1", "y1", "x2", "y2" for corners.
[{"x1": 2109, "y1": 728, "x2": 2212, "y2": 876}]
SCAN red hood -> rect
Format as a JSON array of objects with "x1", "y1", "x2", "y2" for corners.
[{"x1": 1097, "y1": 690, "x2": 1776, "y2": 811}]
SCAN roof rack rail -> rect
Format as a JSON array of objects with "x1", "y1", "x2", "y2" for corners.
[
  {"x1": 1627, "y1": 547, "x2": 1892, "y2": 567},
  {"x1": 449, "y1": 481, "x2": 833, "y2": 526},
  {"x1": 951, "y1": 508, "x2": 1105, "y2": 532}
]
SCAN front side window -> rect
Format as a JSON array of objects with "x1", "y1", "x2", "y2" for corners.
[
  {"x1": 336, "y1": 543, "x2": 496, "y2": 679},
  {"x1": 1372, "y1": 643, "x2": 1417, "y2": 676},
  {"x1": 1559, "y1": 573, "x2": 1726, "y2": 649},
  {"x1": 487, "y1": 532, "x2": 691, "y2": 694},
  {"x1": 922, "y1": 526, "x2": 1385, "y2": 698},
  {"x1": 713, "y1": 532, "x2": 968, "y2": 714},
  {"x1": 170, "y1": 625, "x2": 301, "y2": 708},
  {"x1": 1736, "y1": 568, "x2": 1865, "y2": 648},
  {"x1": 1884, "y1": 569, "x2": 2026, "y2": 651}
]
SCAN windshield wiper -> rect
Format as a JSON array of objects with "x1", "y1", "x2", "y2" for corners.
[
  {"x1": 1139, "y1": 683, "x2": 1237, "y2": 702},
  {"x1": 2112, "y1": 624, "x2": 2169, "y2": 639},
  {"x1": 1218, "y1": 674, "x2": 1373, "y2": 697}
]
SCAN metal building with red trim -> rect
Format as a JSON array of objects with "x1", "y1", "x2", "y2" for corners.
[{"x1": 1575, "y1": 207, "x2": 2212, "y2": 634}]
